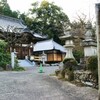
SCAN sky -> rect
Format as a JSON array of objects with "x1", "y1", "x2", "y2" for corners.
[{"x1": 7, "y1": 0, "x2": 100, "y2": 22}]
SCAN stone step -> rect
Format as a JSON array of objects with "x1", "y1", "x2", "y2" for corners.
[{"x1": 18, "y1": 60, "x2": 35, "y2": 68}]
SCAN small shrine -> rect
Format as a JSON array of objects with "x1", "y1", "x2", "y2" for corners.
[
  {"x1": 82, "y1": 21, "x2": 97, "y2": 57},
  {"x1": 33, "y1": 39, "x2": 66, "y2": 63}
]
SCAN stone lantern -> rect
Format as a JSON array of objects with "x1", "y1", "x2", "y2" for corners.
[
  {"x1": 82, "y1": 21, "x2": 97, "y2": 57},
  {"x1": 60, "y1": 30, "x2": 75, "y2": 59}
]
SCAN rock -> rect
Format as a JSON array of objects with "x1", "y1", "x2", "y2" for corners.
[{"x1": 74, "y1": 70, "x2": 98, "y2": 88}]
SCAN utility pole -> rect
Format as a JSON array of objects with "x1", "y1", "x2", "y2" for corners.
[{"x1": 95, "y1": 3, "x2": 100, "y2": 100}]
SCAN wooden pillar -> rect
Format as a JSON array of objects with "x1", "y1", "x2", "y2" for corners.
[
  {"x1": 95, "y1": 3, "x2": 100, "y2": 100},
  {"x1": 20, "y1": 44, "x2": 22, "y2": 59},
  {"x1": 29, "y1": 48, "x2": 31, "y2": 57}
]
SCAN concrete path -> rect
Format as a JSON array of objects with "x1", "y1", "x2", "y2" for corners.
[{"x1": 0, "y1": 66, "x2": 98, "y2": 100}]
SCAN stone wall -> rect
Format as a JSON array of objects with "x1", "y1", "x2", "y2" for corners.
[{"x1": 74, "y1": 70, "x2": 98, "y2": 88}]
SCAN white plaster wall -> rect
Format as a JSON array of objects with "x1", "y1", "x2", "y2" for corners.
[{"x1": 84, "y1": 46, "x2": 97, "y2": 57}]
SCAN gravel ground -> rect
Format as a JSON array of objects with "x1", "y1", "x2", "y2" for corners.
[{"x1": 0, "y1": 66, "x2": 98, "y2": 100}]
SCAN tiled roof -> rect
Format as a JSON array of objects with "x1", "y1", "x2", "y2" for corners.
[
  {"x1": 34, "y1": 39, "x2": 66, "y2": 52},
  {"x1": 0, "y1": 14, "x2": 26, "y2": 32}
]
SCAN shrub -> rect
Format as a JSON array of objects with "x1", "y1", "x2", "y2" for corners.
[
  {"x1": 0, "y1": 40, "x2": 11, "y2": 70},
  {"x1": 58, "y1": 58, "x2": 77, "y2": 80},
  {"x1": 87, "y1": 56, "x2": 97, "y2": 71},
  {"x1": 63, "y1": 58, "x2": 77, "y2": 70},
  {"x1": 61, "y1": 70, "x2": 65, "y2": 78},
  {"x1": 68, "y1": 70, "x2": 74, "y2": 81},
  {"x1": 12, "y1": 66, "x2": 25, "y2": 71},
  {"x1": 73, "y1": 50, "x2": 84, "y2": 63},
  {"x1": 87, "y1": 56, "x2": 98, "y2": 84},
  {"x1": 12, "y1": 58, "x2": 25, "y2": 71},
  {"x1": 14, "y1": 58, "x2": 19, "y2": 67}
]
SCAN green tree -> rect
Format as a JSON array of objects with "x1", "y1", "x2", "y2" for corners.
[
  {"x1": 19, "y1": 13, "x2": 33, "y2": 28},
  {"x1": 11, "y1": 11, "x2": 19, "y2": 18},
  {"x1": 0, "y1": 0, "x2": 12, "y2": 16},
  {"x1": 0, "y1": 0, "x2": 19, "y2": 18},
  {"x1": 29, "y1": 1, "x2": 70, "y2": 43}
]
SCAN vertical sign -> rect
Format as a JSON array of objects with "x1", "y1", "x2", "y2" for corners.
[{"x1": 11, "y1": 52, "x2": 14, "y2": 68}]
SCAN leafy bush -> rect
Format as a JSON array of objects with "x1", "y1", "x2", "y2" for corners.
[
  {"x1": 12, "y1": 58, "x2": 25, "y2": 71},
  {"x1": 63, "y1": 58, "x2": 77, "y2": 70},
  {"x1": 87, "y1": 56, "x2": 97, "y2": 71},
  {"x1": 87, "y1": 56, "x2": 98, "y2": 83},
  {"x1": 73, "y1": 50, "x2": 84, "y2": 63},
  {"x1": 14, "y1": 58, "x2": 19, "y2": 67},
  {"x1": 61, "y1": 70, "x2": 65, "y2": 78},
  {"x1": 57, "y1": 58, "x2": 77, "y2": 80},
  {"x1": 0, "y1": 40, "x2": 11, "y2": 70},
  {"x1": 67, "y1": 70, "x2": 74, "y2": 81},
  {"x1": 12, "y1": 66, "x2": 25, "y2": 71}
]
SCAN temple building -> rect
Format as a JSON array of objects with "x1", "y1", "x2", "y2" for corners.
[
  {"x1": 33, "y1": 39, "x2": 66, "y2": 63},
  {"x1": 0, "y1": 14, "x2": 46, "y2": 59}
]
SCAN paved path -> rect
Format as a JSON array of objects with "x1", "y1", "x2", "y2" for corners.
[{"x1": 0, "y1": 66, "x2": 98, "y2": 100}]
